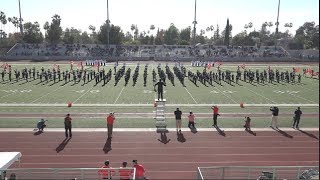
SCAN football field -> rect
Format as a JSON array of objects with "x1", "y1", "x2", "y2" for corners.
[{"x1": 0, "y1": 62, "x2": 319, "y2": 128}]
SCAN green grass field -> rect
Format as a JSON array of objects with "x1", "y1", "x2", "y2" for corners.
[{"x1": 0, "y1": 62, "x2": 319, "y2": 128}]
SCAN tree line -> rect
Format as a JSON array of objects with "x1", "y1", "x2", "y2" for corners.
[{"x1": 0, "y1": 12, "x2": 319, "y2": 50}]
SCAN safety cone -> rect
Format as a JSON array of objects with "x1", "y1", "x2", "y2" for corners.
[
  {"x1": 68, "y1": 102, "x2": 72, "y2": 107},
  {"x1": 240, "y1": 102, "x2": 244, "y2": 108}
]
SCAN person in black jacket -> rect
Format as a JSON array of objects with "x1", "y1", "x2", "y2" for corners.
[
  {"x1": 292, "y1": 107, "x2": 302, "y2": 129},
  {"x1": 64, "y1": 114, "x2": 72, "y2": 138},
  {"x1": 154, "y1": 79, "x2": 166, "y2": 100},
  {"x1": 270, "y1": 106, "x2": 279, "y2": 129},
  {"x1": 174, "y1": 108, "x2": 182, "y2": 132}
]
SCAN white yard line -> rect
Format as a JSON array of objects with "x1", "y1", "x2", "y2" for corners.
[
  {"x1": 30, "y1": 85, "x2": 64, "y2": 103},
  {"x1": 114, "y1": 87, "x2": 125, "y2": 104},
  {"x1": 184, "y1": 87, "x2": 198, "y2": 104},
  {"x1": 73, "y1": 86, "x2": 95, "y2": 103},
  {"x1": 0, "y1": 103, "x2": 318, "y2": 107},
  {"x1": 289, "y1": 93, "x2": 318, "y2": 104},
  {"x1": 243, "y1": 86, "x2": 277, "y2": 104},
  {"x1": 213, "y1": 86, "x2": 238, "y2": 104}
]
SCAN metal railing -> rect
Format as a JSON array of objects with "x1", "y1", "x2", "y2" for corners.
[
  {"x1": 197, "y1": 166, "x2": 319, "y2": 180},
  {"x1": 0, "y1": 167, "x2": 136, "y2": 180}
]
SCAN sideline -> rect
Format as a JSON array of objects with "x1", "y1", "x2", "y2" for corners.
[{"x1": 0, "y1": 128, "x2": 318, "y2": 132}]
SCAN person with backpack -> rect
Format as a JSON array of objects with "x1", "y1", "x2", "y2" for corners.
[{"x1": 64, "y1": 114, "x2": 72, "y2": 138}]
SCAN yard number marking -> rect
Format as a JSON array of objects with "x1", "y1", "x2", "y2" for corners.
[{"x1": 273, "y1": 90, "x2": 299, "y2": 94}]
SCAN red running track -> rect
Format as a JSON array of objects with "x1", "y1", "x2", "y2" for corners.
[{"x1": 0, "y1": 129, "x2": 318, "y2": 179}]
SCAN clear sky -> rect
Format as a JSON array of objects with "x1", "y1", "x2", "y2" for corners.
[{"x1": 1, "y1": 0, "x2": 319, "y2": 37}]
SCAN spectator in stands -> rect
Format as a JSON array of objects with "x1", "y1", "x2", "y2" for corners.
[
  {"x1": 119, "y1": 161, "x2": 131, "y2": 180},
  {"x1": 292, "y1": 107, "x2": 302, "y2": 129},
  {"x1": 174, "y1": 108, "x2": 182, "y2": 133},
  {"x1": 188, "y1": 111, "x2": 196, "y2": 129},
  {"x1": 132, "y1": 160, "x2": 146, "y2": 180},
  {"x1": 211, "y1": 105, "x2": 220, "y2": 127},
  {"x1": 269, "y1": 106, "x2": 279, "y2": 129},
  {"x1": 106, "y1": 112, "x2": 115, "y2": 139},
  {"x1": 64, "y1": 114, "x2": 72, "y2": 138},
  {"x1": 98, "y1": 160, "x2": 115, "y2": 179}
]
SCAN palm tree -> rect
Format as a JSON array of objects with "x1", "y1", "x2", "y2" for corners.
[
  {"x1": 131, "y1": 24, "x2": 135, "y2": 40},
  {"x1": 0, "y1": 11, "x2": 7, "y2": 38}
]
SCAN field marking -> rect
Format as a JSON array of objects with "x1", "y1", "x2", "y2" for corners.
[
  {"x1": 289, "y1": 93, "x2": 318, "y2": 104},
  {"x1": 114, "y1": 87, "x2": 125, "y2": 104},
  {"x1": 30, "y1": 85, "x2": 64, "y2": 103},
  {"x1": 184, "y1": 87, "x2": 198, "y2": 104},
  {"x1": 243, "y1": 86, "x2": 277, "y2": 104},
  {"x1": 0, "y1": 103, "x2": 318, "y2": 107},
  {"x1": 213, "y1": 87, "x2": 238, "y2": 104},
  {"x1": 73, "y1": 86, "x2": 95, "y2": 103},
  {"x1": 0, "y1": 128, "x2": 318, "y2": 132}
]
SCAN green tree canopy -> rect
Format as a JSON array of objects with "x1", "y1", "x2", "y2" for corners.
[
  {"x1": 44, "y1": 14, "x2": 62, "y2": 43},
  {"x1": 23, "y1": 21, "x2": 43, "y2": 43}
]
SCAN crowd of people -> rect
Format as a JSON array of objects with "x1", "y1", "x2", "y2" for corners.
[{"x1": 6, "y1": 43, "x2": 290, "y2": 60}]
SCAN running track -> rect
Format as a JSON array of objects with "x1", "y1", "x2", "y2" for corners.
[{"x1": 0, "y1": 129, "x2": 319, "y2": 179}]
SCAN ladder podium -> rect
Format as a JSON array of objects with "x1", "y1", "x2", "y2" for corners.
[{"x1": 154, "y1": 99, "x2": 167, "y2": 131}]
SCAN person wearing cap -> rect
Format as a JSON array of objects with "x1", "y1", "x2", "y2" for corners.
[
  {"x1": 211, "y1": 105, "x2": 220, "y2": 127},
  {"x1": 98, "y1": 160, "x2": 115, "y2": 179},
  {"x1": 64, "y1": 114, "x2": 72, "y2": 138},
  {"x1": 188, "y1": 111, "x2": 196, "y2": 129},
  {"x1": 106, "y1": 112, "x2": 115, "y2": 139},
  {"x1": 119, "y1": 161, "x2": 131, "y2": 180},
  {"x1": 292, "y1": 107, "x2": 302, "y2": 129},
  {"x1": 174, "y1": 108, "x2": 182, "y2": 132},
  {"x1": 132, "y1": 160, "x2": 146, "y2": 180}
]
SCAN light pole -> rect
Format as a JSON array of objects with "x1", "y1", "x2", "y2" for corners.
[
  {"x1": 18, "y1": 0, "x2": 23, "y2": 35},
  {"x1": 192, "y1": 0, "x2": 197, "y2": 45},
  {"x1": 275, "y1": 0, "x2": 280, "y2": 49},
  {"x1": 106, "y1": 0, "x2": 110, "y2": 47}
]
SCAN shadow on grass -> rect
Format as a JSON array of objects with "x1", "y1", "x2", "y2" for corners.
[
  {"x1": 56, "y1": 138, "x2": 71, "y2": 153},
  {"x1": 103, "y1": 138, "x2": 112, "y2": 154},
  {"x1": 298, "y1": 129, "x2": 319, "y2": 140}
]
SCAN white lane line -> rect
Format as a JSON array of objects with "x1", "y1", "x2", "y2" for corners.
[
  {"x1": 243, "y1": 86, "x2": 277, "y2": 104},
  {"x1": 184, "y1": 87, "x2": 198, "y2": 104},
  {"x1": 73, "y1": 86, "x2": 95, "y2": 103},
  {"x1": 114, "y1": 87, "x2": 125, "y2": 104},
  {"x1": 30, "y1": 85, "x2": 64, "y2": 103}
]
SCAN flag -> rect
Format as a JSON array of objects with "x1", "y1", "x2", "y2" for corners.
[
  {"x1": 70, "y1": 61, "x2": 74, "y2": 65},
  {"x1": 240, "y1": 64, "x2": 246, "y2": 69},
  {"x1": 215, "y1": 61, "x2": 222, "y2": 67},
  {"x1": 53, "y1": 64, "x2": 58, "y2": 71},
  {"x1": 306, "y1": 68, "x2": 312, "y2": 74},
  {"x1": 207, "y1": 63, "x2": 212, "y2": 70},
  {"x1": 312, "y1": 72, "x2": 319, "y2": 77},
  {"x1": 293, "y1": 67, "x2": 300, "y2": 73},
  {"x1": 77, "y1": 62, "x2": 82, "y2": 69}
]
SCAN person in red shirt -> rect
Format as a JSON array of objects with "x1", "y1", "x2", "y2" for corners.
[
  {"x1": 132, "y1": 160, "x2": 146, "y2": 180},
  {"x1": 119, "y1": 161, "x2": 131, "y2": 180},
  {"x1": 211, "y1": 105, "x2": 220, "y2": 127},
  {"x1": 98, "y1": 160, "x2": 115, "y2": 179},
  {"x1": 106, "y1": 112, "x2": 115, "y2": 139}
]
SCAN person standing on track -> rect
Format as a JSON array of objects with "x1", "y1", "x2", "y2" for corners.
[
  {"x1": 64, "y1": 114, "x2": 72, "y2": 138},
  {"x1": 174, "y1": 108, "x2": 182, "y2": 132},
  {"x1": 188, "y1": 111, "x2": 196, "y2": 129},
  {"x1": 211, "y1": 105, "x2": 220, "y2": 127},
  {"x1": 270, "y1": 106, "x2": 279, "y2": 129},
  {"x1": 106, "y1": 112, "x2": 115, "y2": 139},
  {"x1": 292, "y1": 107, "x2": 302, "y2": 129},
  {"x1": 154, "y1": 79, "x2": 166, "y2": 100}
]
